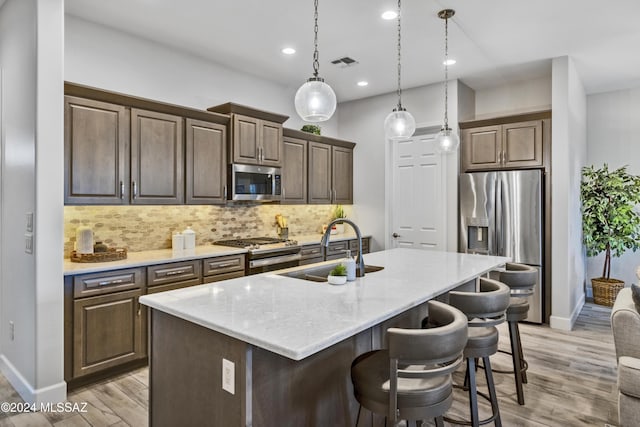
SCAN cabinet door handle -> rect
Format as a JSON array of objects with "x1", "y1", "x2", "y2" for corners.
[
  {"x1": 132, "y1": 181, "x2": 137, "y2": 199},
  {"x1": 223, "y1": 185, "x2": 227, "y2": 199},
  {"x1": 120, "y1": 181, "x2": 124, "y2": 199},
  {"x1": 282, "y1": 186, "x2": 286, "y2": 199},
  {"x1": 137, "y1": 300, "x2": 141, "y2": 317},
  {"x1": 165, "y1": 269, "x2": 189, "y2": 276}
]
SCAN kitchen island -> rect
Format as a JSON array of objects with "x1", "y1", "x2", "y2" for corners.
[{"x1": 140, "y1": 248, "x2": 509, "y2": 426}]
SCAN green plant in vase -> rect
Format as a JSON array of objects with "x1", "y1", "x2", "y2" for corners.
[
  {"x1": 581, "y1": 164, "x2": 640, "y2": 305},
  {"x1": 301, "y1": 124, "x2": 321, "y2": 135},
  {"x1": 328, "y1": 263, "x2": 347, "y2": 285},
  {"x1": 331, "y1": 205, "x2": 347, "y2": 234}
]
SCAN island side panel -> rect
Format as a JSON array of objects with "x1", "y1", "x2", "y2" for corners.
[
  {"x1": 149, "y1": 309, "x2": 249, "y2": 427},
  {"x1": 251, "y1": 329, "x2": 372, "y2": 427}
]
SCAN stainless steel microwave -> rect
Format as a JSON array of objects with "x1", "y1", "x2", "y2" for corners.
[{"x1": 229, "y1": 164, "x2": 281, "y2": 201}]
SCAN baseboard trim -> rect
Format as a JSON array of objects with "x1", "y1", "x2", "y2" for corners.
[
  {"x1": 549, "y1": 293, "x2": 586, "y2": 331},
  {"x1": 0, "y1": 355, "x2": 66, "y2": 404}
]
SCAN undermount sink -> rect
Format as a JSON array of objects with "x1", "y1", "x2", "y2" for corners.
[{"x1": 278, "y1": 263, "x2": 384, "y2": 282}]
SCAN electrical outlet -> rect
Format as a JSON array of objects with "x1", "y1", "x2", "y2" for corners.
[
  {"x1": 9, "y1": 321, "x2": 14, "y2": 341},
  {"x1": 222, "y1": 358, "x2": 235, "y2": 395}
]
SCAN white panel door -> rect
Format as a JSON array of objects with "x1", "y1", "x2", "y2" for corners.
[{"x1": 390, "y1": 132, "x2": 446, "y2": 250}]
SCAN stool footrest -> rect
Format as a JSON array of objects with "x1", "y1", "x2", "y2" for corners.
[{"x1": 444, "y1": 386, "x2": 500, "y2": 427}]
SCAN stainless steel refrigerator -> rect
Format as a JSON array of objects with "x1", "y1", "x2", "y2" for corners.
[{"x1": 459, "y1": 170, "x2": 543, "y2": 323}]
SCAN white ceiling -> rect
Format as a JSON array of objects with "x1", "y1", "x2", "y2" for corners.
[{"x1": 64, "y1": 0, "x2": 640, "y2": 103}]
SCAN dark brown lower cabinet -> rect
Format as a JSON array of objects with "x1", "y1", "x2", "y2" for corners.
[
  {"x1": 326, "y1": 238, "x2": 371, "y2": 261},
  {"x1": 72, "y1": 289, "x2": 144, "y2": 378}
]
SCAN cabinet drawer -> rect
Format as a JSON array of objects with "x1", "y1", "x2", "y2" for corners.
[
  {"x1": 300, "y1": 244, "x2": 323, "y2": 260},
  {"x1": 147, "y1": 260, "x2": 202, "y2": 287},
  {"x1": 203, "y1": 254, "x2": 245, "y2": 276},
  {"x1": 202, "y1": 270, "x2": 245, "y2": 284},
  {"x1": 350, "y1": 238, "x2": 370, "y2": 254},
  {"x1": 73, "y1": 268, "x2": 143, "y2": 298},
  {"x1": 300, "y1": 256, "x2": 324, "y2": 266},
  {"x1": 325, "y1": 240, "x2": 350, "y2": 260},
  {"x1": 146, "y1": 280, "x2": 201, "y2": 294}
]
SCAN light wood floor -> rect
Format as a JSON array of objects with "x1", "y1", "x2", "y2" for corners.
[{"x1": 0, "y1": 303, "x2": 618, "y2": 426}]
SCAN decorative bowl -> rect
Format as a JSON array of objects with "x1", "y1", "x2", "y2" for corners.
[{"x1": 327, "y1": 275, "x2": 347, "y2": 285}]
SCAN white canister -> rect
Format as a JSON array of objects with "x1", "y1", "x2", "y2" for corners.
[
  {"x1": 172, "y1": 233, "x2": 184, "y2": 250},
  {"x1": 75, "y1": 226, "x2": 94, "y2": 254},
  {"x1": 182, "y1": 226, "x2": 196, "y2": 249}
]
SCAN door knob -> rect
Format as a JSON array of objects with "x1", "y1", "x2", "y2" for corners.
[{"x1": 392, "y1": 233, "x2": 400, "y2": 238}]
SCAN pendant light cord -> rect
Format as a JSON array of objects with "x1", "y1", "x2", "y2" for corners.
[
  {"x1": 443, "y1": 13, "x2": 450, "y2": 130},
  {"x1": 396, "y1": 0, "x2": 403, "y2": 110},
  {"x1": 312, "y1": 0, "x2": 320, "y2": 77}
]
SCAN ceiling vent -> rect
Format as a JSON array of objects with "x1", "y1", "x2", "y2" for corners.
[{"x1": 331, "y1": 56, "x2": 359, "y2": 68}]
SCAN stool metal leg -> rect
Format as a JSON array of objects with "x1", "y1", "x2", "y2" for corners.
[
  {"x1": 434, "y1": 416, "x2": 445, "y2": 427},
  {"x1": 483, "y1": 356, "x2": 502, "y2": 427},
  {"x1": 355, "y1": 405, "x2": 361, "y2": 427},
  {"x1": 509, "y1": 320, "x2": 526, "y2": 405},
  {"x1": 467, "y1": 357, "x2": 480, "y2": 427},
  {"x1": 515, "y1": 322, "x2": 527, "y2": 384}
]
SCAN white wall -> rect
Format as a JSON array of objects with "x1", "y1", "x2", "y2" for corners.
[
  {"x1": 550, "y1": 56, "x2": 587, "y2": 330},
  {"x1": 586, "y1": 87, "x2": 640, "y2": 290},
  {"x1": 0, "y1": 0, "x2": 65, "y2": 403},
  {"x1": 64, "y1": 16, "x2": 338, "y2": 137},
  {"x1": 337, "y1": 81, "x2": 460, "y2": 252},
  {"x1": 474, "y1": 76, "x2": 552, "y2": 118}
]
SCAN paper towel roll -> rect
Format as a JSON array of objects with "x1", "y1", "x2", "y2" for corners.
[{"x1": 75, "y1": 226, "x2": 94, "y2": 254}]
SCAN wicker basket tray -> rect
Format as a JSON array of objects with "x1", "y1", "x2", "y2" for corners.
[
  {"x1": 70, "y1": 248, "x2": 127, "y2": 263},
  {"x1": 592, "y1": 277, "x2": 624, "y2": 307}
]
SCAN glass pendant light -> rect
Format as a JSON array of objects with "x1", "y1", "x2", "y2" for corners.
[
  {"x1": 384, "y1": 0, "x2": 415, "y2": 140},
  {"x1": 435, "y1": 9, "x2": 459, "y2": 153},
  {"x1": 295, "y1": 0, "x2": 336, "y2": 122}
]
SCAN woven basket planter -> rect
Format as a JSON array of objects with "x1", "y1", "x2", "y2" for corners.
[{"x1": 591, "y1": 277, "x2": 624, "y2": 307}]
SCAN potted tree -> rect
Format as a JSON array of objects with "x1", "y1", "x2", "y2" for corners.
[{"x1": 581, "y1": 164, "x2": 640, "y2": 306}]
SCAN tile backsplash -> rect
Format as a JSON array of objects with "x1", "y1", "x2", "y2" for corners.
[{"x1": 64, "y1": 204, "x2": 351, "y2": 257}]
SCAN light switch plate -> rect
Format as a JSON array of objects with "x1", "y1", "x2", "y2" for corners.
[
  {"x1": 222, "y1": 358, "x2": 235, "y2": 395},
  {"x1": 25, "y1": 212, "x2": 33, "y2": 232},
  {"x1": 25, "y1": 233, "x2": 33, "y2": 254}
]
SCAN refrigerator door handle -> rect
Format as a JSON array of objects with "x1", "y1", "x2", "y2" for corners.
[{"x1": 496, "y1": 178, "x2": 503, "y2": 256}]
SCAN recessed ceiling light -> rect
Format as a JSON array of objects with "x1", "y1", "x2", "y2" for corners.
[
  {"x1": 381, "y1": 10, "x2": 397, "y2": 20},
  {"x1": 281, "y1": 47, "x2": 296, "y2": 55},
  {"x1": 357, "y1": 81, "x2": 369, "y2": 87},
  {"x1": 443, "y1": 59, "x2": 456, "y2": 66}
]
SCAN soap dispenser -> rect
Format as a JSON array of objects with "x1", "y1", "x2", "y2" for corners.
[{"x1": 344, "y1": 249, "x2": 356, "y2": 281}]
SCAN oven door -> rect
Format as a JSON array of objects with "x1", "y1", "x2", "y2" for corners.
[
  {"x1": 231, "y1": 164, "x2": 281, "y2": 201},
  {"x1": 248, "y1": 252, "x2": 302, "y2": 275}
]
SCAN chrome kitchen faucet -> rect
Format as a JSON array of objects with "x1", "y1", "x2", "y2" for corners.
[{"x1": 320, "y1": 219, "x2": 366, "y2": 277}]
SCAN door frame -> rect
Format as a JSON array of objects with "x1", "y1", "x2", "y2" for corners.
[{"x1": 385, "y1": 123, "x2": 448, "y2": 250}]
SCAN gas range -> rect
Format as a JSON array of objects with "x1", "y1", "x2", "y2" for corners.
[
  {"x1": 213, "y1": 237, "x2": 302, "y2": 274},
  {"x1": 213, "y1": 237, "x2": 299, "y2": 252}
]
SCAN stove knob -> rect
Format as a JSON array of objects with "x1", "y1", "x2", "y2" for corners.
[{"x1": 291, "y1": 240, "x2": 298, "y2": 245}]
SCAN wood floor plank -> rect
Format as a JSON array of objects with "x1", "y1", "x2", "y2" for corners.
[
  {"x1": 6, "y1": 412, "x2": 51, "y2": 427},
  {"x1": 52, "y1": 414, "x2": 90, "y2": 427},
  {"x1": 90, "y1": 382, "x2": 147, "y2": 427}
]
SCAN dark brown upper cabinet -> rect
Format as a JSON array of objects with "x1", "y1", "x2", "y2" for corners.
[
  {"x1": 185, "y1": 119, "x2": 227, "y2": 204},
  {"x1": 64, "y1": 82, "x2": 229, "y2": 205},
  {"x1": 64, "y1": 96, "x2": 130, "y2": 204},
  {"x1": 131, "y1": 109, "x2": 184, "y2": 204},
  {"x1": 282, "y1": 136, "x2": 308, "y2": 204},
  {"x1": 207, "y1": 103, "x2": 288, "y2": 168},
  {"x1": 460, "y1": 112, "x2": 550, "y2": 172}
]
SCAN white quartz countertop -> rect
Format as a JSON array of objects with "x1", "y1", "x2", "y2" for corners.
[
  {"x1": 63, "y1": 232, "x2": 368, "y2": 276},
  {"x1": 139, "y1": 248, "x2": 509, "y2": 361}
]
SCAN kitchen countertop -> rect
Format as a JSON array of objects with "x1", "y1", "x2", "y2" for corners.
[
  {"x1": 139, "y1": 248, "x2": 509, "y2": 361},
  {"x1": 63, "y1": 232, "x2": 370, "y2": 275}
]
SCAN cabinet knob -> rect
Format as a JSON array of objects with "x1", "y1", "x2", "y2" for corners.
[{"x1": 392, "y1": 232, "x2": 401, "y2": 238}]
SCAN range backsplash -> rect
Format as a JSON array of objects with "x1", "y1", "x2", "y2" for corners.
[{"x1": 63, "y1": 204, "x2": 351, "y2": 257}]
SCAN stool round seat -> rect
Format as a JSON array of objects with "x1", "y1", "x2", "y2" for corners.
[
  {"x1": 506, "y1": 299, "x2": 530, "y2": 321},
  {"x1": 351, "y1": 350, "x2": 452, "y2": 415},
  {"x1": 497, "y1": 262, "x2": 537, "y2": 406},
  {"x1": 465, "y1": 327, "x2": 500, "y2": 358},
  {"x1": 350, "y1": 300, "x2": 468, "y2": 426},
  {"x1": 444, "y1": 277, "x2": 510, "y2": 427}
]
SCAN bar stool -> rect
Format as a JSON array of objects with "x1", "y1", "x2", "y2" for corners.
[
  {"x1": 350, "y1": 300, "x2": 468, "y2": 427},
  {"x1": 497, "y1": 262, "x2": 537, "y2": 406},
  {"x1": 443, "y1": 277, "x2": 511, "y2": 427}
]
